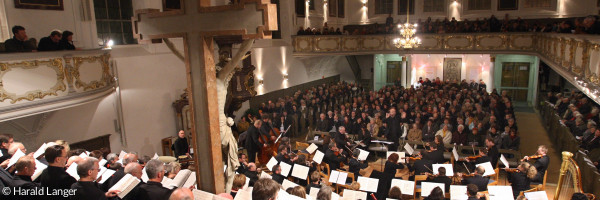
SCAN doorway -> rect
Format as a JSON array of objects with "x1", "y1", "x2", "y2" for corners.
[
  {"x1": 387, "y1": 61, "x2": 402, "y2": 85},
  {"x1": 501, "y1": 62, "x2": 530, "y2": 102}
]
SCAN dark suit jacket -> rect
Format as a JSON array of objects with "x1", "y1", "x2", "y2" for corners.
[
  {"x1": 462, "y1": 175, "x2": 490, "y2": 191},
  {"x1": 325, "y1": 149, "x2": 345, "y2": 171},
  {"x1": 383, "y1": 161, "x2": 405, "y2": 176},
  {"x1": 316, "y1": 119, "x2": 330, "y2": 132},
  {"x1": 488, "y1": 146, "x2": 499, "y2": 168},
  {"x1": 132, "y1": 181, "x2": 173, "y2": 200},
  {"x1": 105, "y1": 167, "x2": 125, "y2": 190},
  {"x1": 0, "y1": 148, "x2": 9, "y2": 163},
  {"x1": 533, "y1": 155, "x2": 549, "y2": 183},
  {"x1": 423, "y1": 149, "x2": 445, "y2": 164},
  {"x1": 70, "y1": 181, "x2": 107, "y2": 200},
  {"x1": 244, "y1": 125, "x2": 262, "y2": 152},
  {"x1": 8, "y1": 175, "x2": 41, "y2": 200},
  {"x1": 427, "y1": 175, "x2": 452, "y2": 192},
  {"x1": 508, "y1": 171, "x2": 531, "y2": 197},
  {"x1": 0, "y1": 167, "x2": 12, "y2": 189},
  {"x1": 39, "y1": 166, "x2": 77, "y2": 200},
  {"x1": 272, "y1": 173, "x2": 285, "y2": 185},
  {"x1": 348, "y1": 158, "x2": 368, "y2": 175},
  {"x1": 244, "y1": 171, "x2": 259, "y2": 187}
]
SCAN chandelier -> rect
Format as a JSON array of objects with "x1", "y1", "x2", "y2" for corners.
[{"x1": 393, "y1": 0, "x2": 420, "y2": 49}]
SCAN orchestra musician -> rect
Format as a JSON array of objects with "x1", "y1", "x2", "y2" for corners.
[
  {"x1": 521, "y1": 145, "x2": 549, "y2": 183},
  {"x1": 324, "y1": 143, "x2": 346, "y2": 171},
  {"x1": 425, "y1": 167, "x2": 452, "y2": 192},
  {"x1": 334, "y1": 126, "x2": 352, "y2": 154},
  {"x1": 260, "y1": 115, "x2": 276, "y2": 141},
  {"x1": 384, "y1": 153, "x2": 405, "y2": 177},
  {"x1": 414, "y1": 136, "x2": 445, "y2": 164},
  {"x1": 348, "y1": 149, "x2": 368, "y2": 176},
  {"x1": 484, "y1": 136, "x2": 500, "y2": 168},
  {"x1": 459, "y1": 165, "x2": 490, "y2": 191},
  {"x1": 275, "y1": 145, "x2": 297, "y2": 165},
  {"x1": 244, "y1": 120, "x2": 264, "y2": 163},
  {"x1": 505, "y1": 162, "x2": 538, "y2": 198}
]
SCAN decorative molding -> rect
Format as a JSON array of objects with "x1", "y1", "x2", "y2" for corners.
[
  {"x1": 0, "y1": 58, "x2": 66, "y2": 104},
  {"x1": 72, "y1": 53, "x2": 112, "y2": 91}
]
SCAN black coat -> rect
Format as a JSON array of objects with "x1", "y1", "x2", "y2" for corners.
[
  {"x1": 272, "y1": 173, "x2": 285, "y2": 185},
  {"x1": 532, "y1": 155, "x2": 549, "y2": 183},
  {"x1": 348, "y1": 158, "x2": 368, "y2": 175},
  {"x1": 244, "y1": 171, "x2": 259, "y2": 187},
  {"x1": 508, "y1": 171, "x2": 531, "y2": 198},
  {"x1": 427, "y1": 175, "x2": 452, "y2": 192},
  {"x1": 325, "y1": 149, "x2": 345, "y2": 171},
  {"x1": 172, "y1": 137, "x2": 189, "y2": 157},
  {"x1": 131, "y1": 181, "x2": 173, "y2": 200},
  {"x1": 423, "y1": 149, "x2": 445, "y2": 164},
  {"x1": 70, "y1": 181, "x2": 107, "y2": 200},
  {"x1": 8, "y1": 175, "x2": 40, "y2": 200},
  {"x1": 39, "y1": 166, "x2": 77, "y2": 200},
  {"x1": 244, "y1": 125, "x2": 262, "y2": 152},
  {"x1": 105, "y1": 167, "x2": 125, "y2": 190},
  {"x1": 488, "y1": 146, "x2": 499, "y2": 168},
  {"x1": 384, "y1": 161, "x2": 405, "y2": 176},
  {"x1": 37, "y1": 36, "x2": 62, "y2": 51},
  {"x1": 462, "y1": 175, "x2": 490, "y2": 191},
  {"x1": 384, "y1": 115, "x2": 402, "y2": 142},
  {"x1": 0, "y1": 148, "x2": 9, "y2": 163}
]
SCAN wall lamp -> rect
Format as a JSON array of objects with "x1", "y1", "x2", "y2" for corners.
[
  {"x1": 258, "y1": 79, "x2": 264, "y2": 85},
  {"x1": 283, "y1": 74, "x2": 289, "y2": 80}
]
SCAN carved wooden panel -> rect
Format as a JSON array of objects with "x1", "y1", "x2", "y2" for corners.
[{"x1": 443, "y1": 58, "x2": 462, "y2": 81}]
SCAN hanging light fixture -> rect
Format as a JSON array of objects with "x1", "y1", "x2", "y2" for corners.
[{"x1": 393, "y1": 0, "x2": 420, "y2": 49}]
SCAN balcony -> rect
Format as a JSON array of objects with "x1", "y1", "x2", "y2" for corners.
[
  {"x1": 0, "y1": 49, "x2": 114, "y2": 121},
  {"x1": 292, "y1": 33, "x2": 600, "y2": 104}
]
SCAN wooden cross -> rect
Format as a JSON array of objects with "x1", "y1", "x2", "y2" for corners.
[{"x1": 132, "y1": 0, "x2": 277, "y2": 193}]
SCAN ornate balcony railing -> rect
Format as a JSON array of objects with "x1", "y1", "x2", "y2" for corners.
[
  {"x1": 0, "y1": 49, "x2": 114, "y2": 121},
  {"x1": 292, "y1": 33, "x2": 600, "y2": 104}
]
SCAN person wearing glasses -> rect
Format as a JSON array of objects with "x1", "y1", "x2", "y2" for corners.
[{"x1": 39, "y1": 144, "x2": 77, "y2": 199}]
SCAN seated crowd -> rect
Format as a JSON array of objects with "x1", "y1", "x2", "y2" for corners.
[
  {"x1": 231, "y1": 79, "x2": 560, "y2": 199},
  {"x1": 3, "y1": 25, "x2": 78, "y2": 53},
  {"x1": 296, "y1": 14, "x2": 600, "y2": 36},
  {"x1": 545, "y1": 91, "x2": 600, "y2": 171}
]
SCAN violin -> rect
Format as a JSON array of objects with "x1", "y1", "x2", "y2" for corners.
[
  {"x1": 522, "y1": 154, "x2": 543, "y2": 161},
  {"x1": 503, "y1": 168, "x2": 520, "y2": 173},
  {"x1": 464, "y1": 155, "x2": 482, "y2": 161}
]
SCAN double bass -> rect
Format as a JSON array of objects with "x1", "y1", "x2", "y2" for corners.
[{"x1": 257, "y1": 122, "x2": 282, "y2": 165}]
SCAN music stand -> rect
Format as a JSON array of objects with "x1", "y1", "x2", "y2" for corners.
[{"x1": 371, "y1": 140, "x2": 394, "y2": 171}]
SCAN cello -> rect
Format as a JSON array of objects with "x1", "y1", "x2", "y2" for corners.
[{"x1": 257, "y1": 121, "x2": 282, "y2": 165}]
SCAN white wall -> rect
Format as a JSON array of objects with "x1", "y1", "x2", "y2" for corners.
[
  {"x1": 14, "y1": 94, "x2": 120, "y2": 153},
  {"x1": 252, "y1": 45, "x2": 354, "y2": 95},
  {"x1": 111, "y1": 45, "x2": 187, "y2": 156},
  {"x1": 3, "y1": 0, "x2": 98, "y2": 48}
]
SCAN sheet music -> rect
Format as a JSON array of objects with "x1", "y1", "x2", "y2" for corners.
[
  {"x1": 450, "y1": 185, "x2": 468, "y2": 200},
  {"x1": 279, "y1": 162, "x2": 292, "y2": 177},
  {"x1": 432, "y1": 164, "x2": 454, "y2": 176},
  {"x1": 183, "y1": 172, "x2": 196, "y2": 188},
  {"x1": 192, "y1": 189, "x2": 215, "y2": 200},
  {"x1": 329, "y1": 170, "x2": 340, "y2": 184},
  {"x1": 291, "y1": 164, "x2": 309, "y2": 180},
  {"x1": 488, "y1": 186, "x2": 514, "y2": 200},
  {"x1": 357, "y1": 148, "x2": 369, "y2": 161},
  {"x1": 33, "y1": 143, "x2": 47, "y2": 159},
  {"x1": 79, "y1": 152, "x2": 88, "y2": 158},
  {"x1": 306, "y1": 143, "x2": 318, "y2": 154},
  {"x1": 96, "y1": 166, "x2": 108, "y2": 181},
  {"x1": 452, "y1": 147, "x2": 460, "y2": 160},
  {"x1": 328, "y1": 170, "x2": 348, "y2": 185},
  {"x1": 242, "y1": 177, "x2": 250, "y2": 190},
  {"x1": 119, "y1": 150, "x2": 127, "y2": 160},
  {"x1": 313, "y1": 136, "x2": 319, "y2": 141},
  {"x1": 282, "y1": 179, "x2": 299, "y2": 189},
  {"x1": 161, "y1": 177, "x2": 173, "y2": 188},
  {"x1": 260, "y1": 171, "x2": 272, "y2": 179},
  {"x1": 266, "y1": 157, "x2": 278, "y2": 171},
  {"x1": 356, "y1": 176, "x2": 378, "y2": 193},
  {"x1": 500, "y1": 154, "x2": 510, "y2": 168},
  {"x1": 475, "y1": 162, "x2": 496, "y2": 176},
  {"x1": 332, "y1": 191, "x2": 340, "y2": 200},
  {"x1": 421, "y1": 182, "x2": 445, "y2": 197},
  {"x1": 233, "y1": 188, "x2": 252, "y2": 200},
  {"x1": 524, "y1": 191, "x2": 549, "y2": 200},
  {"x1": 403, "y1": 143, "x2": 414, "y2": 155},
  {"x1": 390, "y1": 179, "x2": 415, "y2": 195},
  {"x1": 109, "y1": 174, "x2": 141, "y2": 199},
  {"x1": 32, "y1": 159, "x2": 47, "y2": 181},
  {"x1": 66, "y1": 163, "x2": 79, "y2": 180},
  {"x1": 313, "y1": 150, "x2": 324, "y2": 164},
  {"x1": 98, "y1": 169, "x2": 116, "y2": 184},
  {"x1": 98, "y1": 159, "x2": 107, "y2": 167},
  {"x1": 141, "y1": 166, "x2": 149, "y2": 182},
  {"x1": 6, "y1": 149, "x2": 25, "y2": 169},
  {"x1": 309, "y1": 188, "x2": 320, "y2": 199},
  {"x1": 342, "y1": 190, "x2": 367, "y2": 200},
  {"x1": 168, "y1": 169, "x2": 193, "y2": 189},
  {"x1": 153, "y1": 153, "x2": 159, "y2": 160}
]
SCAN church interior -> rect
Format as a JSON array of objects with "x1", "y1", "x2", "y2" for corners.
[{"x1": 0, "y1": 0, "x2": 600, "y2": 199}]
